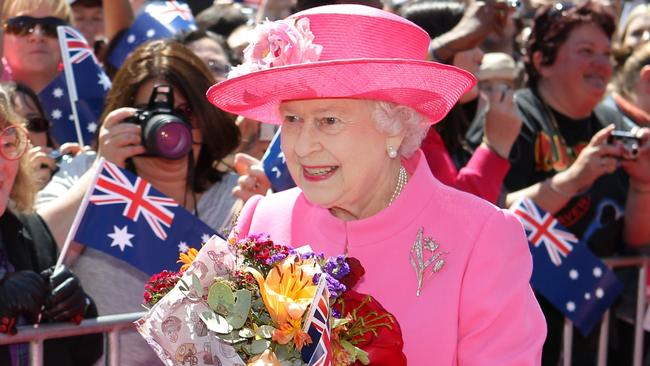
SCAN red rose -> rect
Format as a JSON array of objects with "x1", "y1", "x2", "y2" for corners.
[
  {"x1": 340, "y1": 257, "x2": 365, "y2": 290},
  {"x1": 334, "y1": 290, "x2": 406, "y2": 366}
]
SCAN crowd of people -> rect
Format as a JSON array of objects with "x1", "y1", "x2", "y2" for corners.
[{"x1": 0, "y1": 0, "x2": 649, "y2": 365}]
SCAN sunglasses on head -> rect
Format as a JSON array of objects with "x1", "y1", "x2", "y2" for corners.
[
  {"x1": 4, "y1": 16, "x2": 67, "y2": 38},
  {"x1": 548, "y1": 2, "x2": 576, "y2": 19},
  {"x1": 207, "y1": 60, "x2": 232, "y2": 77}
]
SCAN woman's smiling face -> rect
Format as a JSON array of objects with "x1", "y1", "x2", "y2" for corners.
[
  {"x1": 280, "y1": 98, "x2": 401, "y2": 217},
  {"x1": 538, "y1": 23, "x2": 613, "y2": 107}
]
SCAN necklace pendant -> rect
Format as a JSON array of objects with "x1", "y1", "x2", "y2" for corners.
[{"x1": 409, "y1": 227, "x2": 447, "y2": 296}]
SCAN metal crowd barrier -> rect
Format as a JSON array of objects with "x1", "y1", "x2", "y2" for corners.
[
  {"x1": 0, "y1": 311, "x2": 145, "y2": 366},
  {"x1": 563, "y1": 256, "x2": 648, "y2": 366},
  {"x1": 0, "y1": 258, "x2": 648, "y2": 366}
]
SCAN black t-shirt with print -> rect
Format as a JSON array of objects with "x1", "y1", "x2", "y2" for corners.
[{"x1": 472, "y1": 88, "x2": 631, "y2": 256}]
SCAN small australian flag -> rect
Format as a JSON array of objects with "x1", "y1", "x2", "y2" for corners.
[
  {"x1": 107, "y1": 0, "x2": 196, "y2": 69},
  {"x1": 511, "y1": 197, "x2": 623, "y2": 336},
  {"x1": 38, "y1": 26, "x2": 110, "y2": 145},
  {"x1": 72, "y1": 159, "x2": 216, "y2": 275},
  {"x1": 262, "y1": 129, "x2": 296, "y2": 192}
]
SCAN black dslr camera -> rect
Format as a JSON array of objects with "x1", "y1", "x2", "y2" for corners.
[
  {"x1": 608, "y1": 130, "x2": 640, "y2": 161},
  {"x1": 123, "y1": 84, "x2": 192, "y2": 160}
]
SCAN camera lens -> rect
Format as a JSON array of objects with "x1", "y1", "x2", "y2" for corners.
[{"x1": 142, "y1": 114, "x2": 192, "y2": 159}]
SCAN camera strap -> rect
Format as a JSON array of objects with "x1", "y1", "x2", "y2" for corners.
[{"x1": 187, "y1": 151, "x2": 200, "y2": 219}]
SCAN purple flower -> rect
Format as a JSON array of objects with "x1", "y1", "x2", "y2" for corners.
[
  {"x1": 265, "y1": 252, "x2": 288, "y2": 266},
  {"x1": 300, "y1": 251, "x2": 324, "y2": 262},
  {"x1": 323, "y1": 255, "x2": 350, "y2": 280},
  {"x1": 313, "y1": 272, "x2": 347, "y2": 300}
]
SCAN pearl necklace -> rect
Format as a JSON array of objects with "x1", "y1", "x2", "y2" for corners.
[{"x1": 388, "y1": 166, "x2": 408, "y2": 206}]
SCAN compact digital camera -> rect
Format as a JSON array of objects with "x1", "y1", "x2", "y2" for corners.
[
  {"x1": 608, "y1": 130, "x2": 640, "y2": 161},
  {"x1": 123, "y1": 84, "x2": 192, "y2": 160}
]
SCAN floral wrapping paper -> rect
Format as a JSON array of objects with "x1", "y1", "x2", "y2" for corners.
[{"x1": 136, "y1": 235, "x2": 246, "y2": 366}]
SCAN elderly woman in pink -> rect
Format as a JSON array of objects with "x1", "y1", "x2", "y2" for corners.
[{"x1": 209, "y1": 5, "x2": 546, "y2": 364}]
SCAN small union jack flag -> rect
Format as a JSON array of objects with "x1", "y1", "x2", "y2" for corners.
[
  {"x1": 512, "y1": 197, "x2": 578, "y2": 266},
  {"x1": 301, "y1": 277, "x2": 332, "y2": 366},
  {"x1": 90, "y1": 161, "x2": 178, "y2": 241},
  {"x1": 72, "y1": 159, "x2": 217, "y2": 275}
]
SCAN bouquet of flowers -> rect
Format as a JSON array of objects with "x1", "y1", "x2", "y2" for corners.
[{"x1": 137, "y1": 234, "x2": 406, "y2": 366}]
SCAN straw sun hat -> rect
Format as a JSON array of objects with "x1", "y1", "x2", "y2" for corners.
[{"x1": 207, "y1": 4, "x2": 475, "y2": 125}]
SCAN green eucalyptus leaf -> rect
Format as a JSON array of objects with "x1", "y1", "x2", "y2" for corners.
[
  {"x1": 227, "y1": 289, "x2": 252, "y2": 329},
  {"x1": 245, "y1": 339, "x2": 270, "y2": 355},
  {"x1": 219, "y1": 329, "x2": 247, "y2": 344},
  {"x1": 255, "y1": 325, "x2": 274, "y2": 339},
  {"x1": 199, "y1": 311, "x2": 232, "y2": 334},
  {"x1": 207, "y1": 282, "x2": 235, "y2": 315},
  {"x1": 273, "y1": 344, "x2": 291, "y2": 360},
  {"x1": 192, "y1": 274, "x2": 203, "y2": 298},
  {"x1": 238, "y1": 328, "x2": 254, "y2": 338}
]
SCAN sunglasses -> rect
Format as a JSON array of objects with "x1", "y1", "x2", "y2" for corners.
[
  {"x1": 0, "y1": 126, "x2": 28, "y2": 161},
  {"x1": 25, "y1": 117, "x2": 50, "y2": 133},
  {"x1": 4, "y1": 16, "x2": 67, "y2": 38}
]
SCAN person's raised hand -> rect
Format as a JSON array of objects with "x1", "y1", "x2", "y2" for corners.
[
  {"x1": 97, "y1": 108, "x2": 146, "y2": 168},
  {"x1": 232, "y1": 153, "x2": 271, "y2": 202},
  {"x1": 0, "y1": 271, "x2": 48, "y2": 333},
  {"x1": 482, "y1": 85, "x2": 522, "y2": 159},
  {"x1": 28, "y1": 145, "x2": 56, "y2": 190},
  {"x1": 432, "y1": 0, "x2": 514, "y2": 61},
  {"x1": 557, "y1": 124, "x2": 621, "y2": 194},
  {"x1": 40, "y1": 265, "x2": 86, "y2": 324},
  {"x1": 58, "y1": 142, "x2": 84, "y2": 157}
]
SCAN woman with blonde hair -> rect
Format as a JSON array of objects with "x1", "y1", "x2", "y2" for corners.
[
  {"x1": 0, "y1": 85, "x2": 102, "y2": 366},
  {"x1": 607, "y1": 41, "x2": 650, "y2": 128},
  {"x1": 1, "y1": 0, "x2": 72, "y2": 92}
]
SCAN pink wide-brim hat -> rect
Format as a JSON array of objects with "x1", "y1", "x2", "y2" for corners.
[{"x1": 206, "y1": 4, "x2": 476, "y2": 125}]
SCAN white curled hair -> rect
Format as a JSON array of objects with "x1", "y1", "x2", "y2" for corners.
[{"x1": 371, "y1": 101, "x2": 430, "y2": 157}]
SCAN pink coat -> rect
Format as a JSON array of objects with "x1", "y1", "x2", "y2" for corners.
[{"x1": 234, "y1": 150, "x2": 546, "y2": 365}]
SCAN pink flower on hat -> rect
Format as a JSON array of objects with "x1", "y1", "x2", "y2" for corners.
[{"x1": 228, "y1": 18, "x2": 323, "y2": 78}]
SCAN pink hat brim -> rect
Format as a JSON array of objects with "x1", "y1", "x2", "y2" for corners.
[{"x1": 207, "y1": 58, "x2": 476, "y2": 125}]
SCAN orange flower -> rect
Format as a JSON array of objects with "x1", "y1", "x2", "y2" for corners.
[
  {"x1": 271, "y1": 317, "x2": 312, "y2": 351},
  {"x1": 177, "y1": 248, "x2": 198, "y2": 272},
  {"x1": 245, "y1": 255, "x2": 318, "y2": 325}
]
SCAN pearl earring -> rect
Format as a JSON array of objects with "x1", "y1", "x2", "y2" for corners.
[{"x1": 387, "y1": 146, "x2": 397, "y2": 159}]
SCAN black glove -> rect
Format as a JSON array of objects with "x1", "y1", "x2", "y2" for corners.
[
  {"x1": 40, "y1": 265, "x2": 86, "y2": 323},
  {"x1": 0, "y1": 271, "x2": 48, "y2": 333}
]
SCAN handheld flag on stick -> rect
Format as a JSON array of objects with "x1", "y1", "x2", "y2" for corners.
[
  {"x1": 107, "y1": 0, "x2": 196, "y2": 69},
  {"x1": 38, "y1": 26, "x2": 110, "y2": 145},
  {"x1": 58, "y1": 159, "x2": 216, "y2": 275},
  {"x1": 301, "y1": 276, "x2": 332, "y2": 366},
  {"x1": 261, "y1": 129, "x2": 295, "y2": 192},
  {"x1": 511, "y1": 198, "x2": 623, "y2": 336}
]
